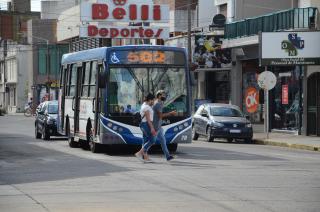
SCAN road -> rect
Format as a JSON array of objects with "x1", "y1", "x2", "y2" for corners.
[{"x1": 1, "y1": 115, "x2": 320, "y2": 212}]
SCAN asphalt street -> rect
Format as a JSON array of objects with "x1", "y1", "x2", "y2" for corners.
[{"x1": 1, "y1": 115, "x2": 320, "y2": 212}]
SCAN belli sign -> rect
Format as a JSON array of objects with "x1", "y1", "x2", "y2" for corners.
[
  {"x1": 260, "y1": 31, "x2": 320, "y2": 66},
  {"x1": 80, "y1": 0, "x2": 170, "y2": 39}
]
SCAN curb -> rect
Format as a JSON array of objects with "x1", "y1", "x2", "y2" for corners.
[{"x1": 253, "y1": 139, "x2": 320, "y2": 152}]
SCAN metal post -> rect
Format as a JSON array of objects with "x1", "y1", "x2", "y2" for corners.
[
  {"x1": 46, "y1": 41, "x2": 50, "y2": 100},
  {"x1": 265, "y1": 89, "x2": 269, "y2": 139},
  {"x1": 187, "y1": 0, "x2": 192, "y2": 64}
]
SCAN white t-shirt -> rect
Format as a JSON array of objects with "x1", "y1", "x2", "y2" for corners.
[{"x1": 140, "y1": 102, "x2": 153, "y2": 122}]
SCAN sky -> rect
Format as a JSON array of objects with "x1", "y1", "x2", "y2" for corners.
[{"x1": 0, "y1": 0, "x2": 41, "y2": 12}]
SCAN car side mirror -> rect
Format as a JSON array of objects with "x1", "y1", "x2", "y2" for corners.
[
  {"x1": 38, "y1": 111, "x2": 44, "y2": 115},
  {"x1": 245, "y1": 115, "x2": 250, "y2": 120}
]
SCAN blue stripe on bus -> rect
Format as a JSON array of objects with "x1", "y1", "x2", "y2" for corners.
[{"x1": 100, "y1": 115, "x2": 192, "y2": 145}]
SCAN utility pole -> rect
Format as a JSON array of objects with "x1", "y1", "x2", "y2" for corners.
[
  {"x1": 187, "y1": 0, "x2": 192, "y2": 65},
  {"x1": 46, "y1": 41, "x2": 50, "y2": 100}
]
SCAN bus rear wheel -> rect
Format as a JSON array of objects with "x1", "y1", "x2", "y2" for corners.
[{"x1": 67, "y1": 123, "x2": 78, "y2": 148}]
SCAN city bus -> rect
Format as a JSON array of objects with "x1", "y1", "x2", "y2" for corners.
[{"x1": 58, "y1": 45, "x2": 192, "y2": 153}]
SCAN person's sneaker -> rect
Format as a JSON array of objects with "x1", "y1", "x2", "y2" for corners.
[
  {"x1": 135, "y1": 152, "x2": 144, "y2": 162},
  {"x1": 166, "y1": 155, "x2": 175, "y2": 161}
]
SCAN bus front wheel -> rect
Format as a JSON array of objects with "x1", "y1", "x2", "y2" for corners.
[{"x1": 168, "y1": 143, "x2": 178, "y2": 153}]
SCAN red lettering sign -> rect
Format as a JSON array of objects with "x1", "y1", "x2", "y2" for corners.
[
  {"x1": 85, "y1": 25, "x2": 166, "y2": 39},
  {"x1": 90, "y1": 3, "x2": 162, "y2": 21},
  {"x1": 92, "y1": 4, "x2": 109, "y2": 19},
  {"x1": 282, "y1": 84, "x2": 289, "y2": 104}
]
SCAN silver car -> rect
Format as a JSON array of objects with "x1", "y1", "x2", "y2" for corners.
[{"x1": 192, "y1": 103, "x2": 253, "y2": 142}]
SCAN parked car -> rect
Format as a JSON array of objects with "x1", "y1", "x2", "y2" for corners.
[
  {"x1": 192, "y1": 103, "x2": 253, "y2": 142},
  {"x1": 35, "y1": 100, "x2": 60, "y2": 140}
]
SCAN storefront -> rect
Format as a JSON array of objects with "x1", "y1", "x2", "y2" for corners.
[
  {"x1": 259, "y1": 31, "x2": 320, "y2": 135},
  {"x1": 241, "y1": 59, "x2": 303, "y2": 133},
  {"x1": 307, "y1": 71, "x2": 320, "y2": 136}
]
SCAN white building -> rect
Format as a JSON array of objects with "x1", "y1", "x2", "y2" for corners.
[
  {"x1": 41, "y1": 0, "x2": 80, "y2": 19},
  {"x1": 0, "y1": 42, "x2": 32, "y2": 114}
]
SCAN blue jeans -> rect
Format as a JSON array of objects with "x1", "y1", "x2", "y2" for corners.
[
  {"x1": 142, "y1": 127, "x2": 170, "y2": 159},
  {"x1": 157, "y1": 128, "x2": 171, "y2": 159},
  {"x1": 140, "y1": 122, "x2": 156, "y2": 153}
]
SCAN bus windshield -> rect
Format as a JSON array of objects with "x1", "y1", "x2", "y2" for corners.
[{"x1": 107, "y1": 67, "x2": 187, "y2": 117}]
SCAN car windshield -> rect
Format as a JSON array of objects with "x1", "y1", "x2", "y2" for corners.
[
  {"x1": 210, "y1": 107, "x2": 243, "y2": 117},
  {"x1": 107, "y1": 67, "x2": 187, "y2": 116},
  {"x1": 48, "y1": 104, "x2": 58, "y2": 114}
]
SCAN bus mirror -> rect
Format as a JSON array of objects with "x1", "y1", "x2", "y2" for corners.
[{"x1": 98, "y1": 71, "x2": 107, "y2": 88}]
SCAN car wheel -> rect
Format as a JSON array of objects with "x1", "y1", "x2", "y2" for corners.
[
  {"x1": 227, "y1": 138, "x2": 233, "y2": 143},
  {"x1": 245, "y1": 137, "x2": 253, "y2": 143},
  {"x1": 206, "y1": 127, "x2": 214, "y2": 142},
  {"x1": 192, "y1": 126, "x2": 199, "y2": 140},
  {"x1": 67, "y1": 123, "x2": 78, "y2": 148},
  {"x1": 35, "y1": 124, "x2": 41, "y2": 139},
  {"x1": 42, "y1": 125, "x2": 50, "y2": 140}
]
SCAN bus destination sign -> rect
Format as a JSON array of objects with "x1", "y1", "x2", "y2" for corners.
[{"x1": 108, "y1": 50, "x2": 185, "y2": 65}]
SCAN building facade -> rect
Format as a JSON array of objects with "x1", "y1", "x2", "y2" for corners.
[
  {"x1": 0, "y1": 42, "x2": 32, "y2": 113},
  {"x1": 222, "y1": 0, "x2": 320, "y2": 136}
]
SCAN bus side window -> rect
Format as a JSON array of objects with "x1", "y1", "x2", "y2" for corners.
[
  {"x1": 65, "y1": 65, "x2": 70, "y2": 96},
  {"x1": 69, "y1": 64, "x2": 77, "y2": 96},
  {"x1": 89, "y1": 61, "x2": 97, "y2": 97},
  {"x1": 59, "y1": 66, "x2": 63, "y2": 89},
  {"x1": 82, "y1": 62, "x2": 90, "y2": 97}
]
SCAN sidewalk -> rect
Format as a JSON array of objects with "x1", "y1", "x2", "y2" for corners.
[{"x1": 253, "y1": 132, "x2": 320, "y2": 152}]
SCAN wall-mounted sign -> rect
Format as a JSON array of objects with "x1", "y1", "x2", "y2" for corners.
[
  {"x1": 282, "y1": 84, "x2": 289, "y2": 105},
  {"x1": 245, "y1": 87, "x2": 259, "y2": 113},
  {"x1": 260, "y1": 31, "x2": 320, "y2": 66},
  {"x1": 80, "y1": 0, "x2": 169, "y2": 39},
  {"x1": 80, "y1": 25, "x2": 169, "y2": 39}
]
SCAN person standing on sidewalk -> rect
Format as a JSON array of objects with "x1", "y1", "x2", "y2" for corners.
[
  {"x1": 153, "y1": 90, "x2": 177, "y2": 161},
  {"x1": 135, "y1": 93, "x2": 157, "y2": 162}
]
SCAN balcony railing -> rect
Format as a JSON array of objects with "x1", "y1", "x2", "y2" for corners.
[{"x1": 225, "y1": 7, "x2": 318, "y2": 39}]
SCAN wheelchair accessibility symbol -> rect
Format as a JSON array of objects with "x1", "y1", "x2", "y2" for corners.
[{"x1": 111, "y1": 52, "x2": 120, "y2": 64}]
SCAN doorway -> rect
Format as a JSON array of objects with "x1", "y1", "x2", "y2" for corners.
[
  {"x1": 307, "y1": 72, "x2": 320, "y2": 136},
  {"x1": 205, "y1": 71, "x2": 230, "y2": 103}
]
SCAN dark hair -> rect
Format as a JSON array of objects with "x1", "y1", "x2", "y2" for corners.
[{"x1": 145, "y1": 93, "x2": 155, "y2": 101}]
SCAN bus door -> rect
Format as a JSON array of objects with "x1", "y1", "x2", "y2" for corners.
[
  {"x1": 94, "y1": 62, "x2": 104, "y2": 136},
  {"x1": 73, "y1": 62, "x2": 83, "y2": 135},
  {"x1": 58, "y1": 65, "x2": 67, "y2": 133}
]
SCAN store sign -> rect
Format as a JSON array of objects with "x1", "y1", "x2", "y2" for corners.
[
  {"x1": 282, "y1": 84, "x2": 289, "y2": 105},
  {"x1": 260, "y1": 31, "x2": 320, "y2": 66},
  {"x1": 80, "y1": 0, "x2": 169, "y2": 39},
  {"x1": 80, "y1": 25, "x2": 169, "y2": 39},
  {"x1": 245, "y1": 87, "x2": 259, "y2": 113}
]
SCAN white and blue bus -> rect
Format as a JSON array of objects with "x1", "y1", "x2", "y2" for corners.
[{"x1": 58, "y1": 45, "x2": 192, "y2": 153}]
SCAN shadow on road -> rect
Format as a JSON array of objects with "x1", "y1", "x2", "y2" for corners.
[{"x1": 0, "y1": 133, "x2": 130, "y2": 185}]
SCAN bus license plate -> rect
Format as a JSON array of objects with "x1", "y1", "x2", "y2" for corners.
[{"x1": 230, "y1": 129, "x2": 241, "y2": 133}]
